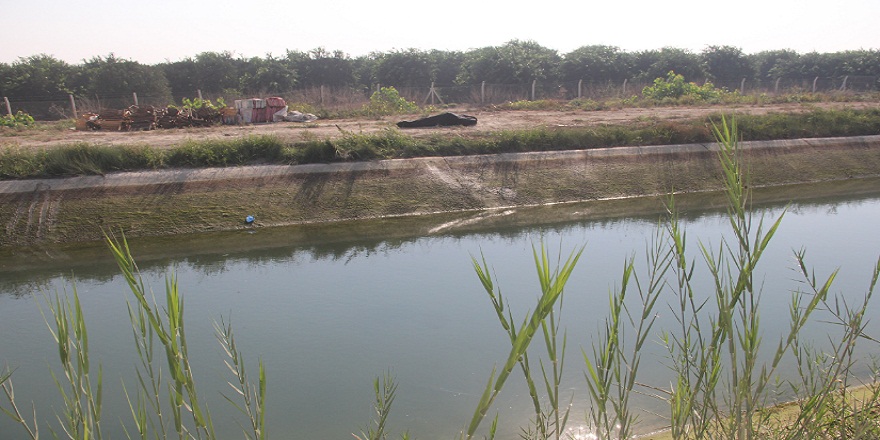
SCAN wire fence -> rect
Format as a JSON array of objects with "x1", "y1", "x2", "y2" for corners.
[{"x1": 5, "y1": 75, "x2": 879, "y2": 121}]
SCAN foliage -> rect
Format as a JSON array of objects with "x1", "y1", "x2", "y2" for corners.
[
  {"x1": 702, "y1": 45, "x2": 756, "y2": 81},
  {"x1": 642, "y1": 71, "x2": 726, "y2": 101},
  {"x1": 179, "y1": 97, "x2": 227, "y2": 110},
  {"x1": 463, "y1": 119, "x2": 880, "y2": 440},
  {"x1": 0, "y1": 111, "x2": 36, "y2": 128},
  {"x1": 634, "y1": 47, "x2": 706, "y2": 82},
  {"x1": 0, "y1": 234, "x2": 269, "y2": 440},
  {"x1": 353, "y1": 371, "x2": 399, "y2": 440},
  {"x1": 70, "y1": 54, "x2": 172, "y2": 102},
  {"x1": 0, "y1": 54, "x2": 72, "y2": 98},
  {"x1": 363, "y1": 86, "x2": 419, "y2": 116},
  {"x1": 457, "y1": 40, "x2": 562, "y2": 85},
  {"x1": 467, "y1": 243, "x2": 583, "y2": 439},
  {"x1": 560, "y1": 45, "x2": 632, "y2": 84}
]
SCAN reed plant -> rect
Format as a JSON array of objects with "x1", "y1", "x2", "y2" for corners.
[
  {"x1": 464, "y1": 117, "x2": 880, "y2": 440},
  {"x1": 0, "y1": 233, "x2": 269, "y2": 440},
  {"x1": 467, "y1": 244, "x2": 583, "y2": 439}
]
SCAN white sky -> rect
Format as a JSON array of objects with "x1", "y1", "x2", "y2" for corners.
[{"x1": 3, "y1": 0, "x2": 879, "y2": 65}]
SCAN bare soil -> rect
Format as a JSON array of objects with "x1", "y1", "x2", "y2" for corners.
[{"x1": 5, "y1": 102, "x2": 880, "y2": 151}]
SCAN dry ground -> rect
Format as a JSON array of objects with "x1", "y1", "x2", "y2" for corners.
[{"x1": 4, "y1": 102, "x2": 880, "y2": 151}]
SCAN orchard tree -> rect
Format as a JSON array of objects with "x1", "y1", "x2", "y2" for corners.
[
  {"x1": 239, "y1": 54, "x2": 297, "y2": 94},
  {"x1": 560, "y1": 45, "x2": 631, "y2": 84},
  {"x1": 701, "y1": 45, "x2": 754, "y2": 82},
  {"x1": 70, "y1": 54, "x2": 171, "y2": 100},
  {"x1": 0, "y1": 54, "x2": 73, "y2": 98},
  {"x1": 457, "y1": 40, "x2": 561, "y2": 84},
  {"x1": 748, "y1": 49, "x2": 801, "y2": 82},
  {"x1": 373, "y1": 49, "x2": 434, "y2": 87},
  {"x1": 634, "y1": 47, "x2": 705, "y2": 83},
  {"x1": 287, "y1": 48, "x2": 356, "y2": 88}
]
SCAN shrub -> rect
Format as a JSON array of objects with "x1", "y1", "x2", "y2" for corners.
[
  {"x1": 0, "y1": 111, "x2": 36, "y2": 128},
  {"x1": 642, "y1": 71, "x2": 725, "y2": 101},
  {"x1": 363, "y1": 87, "x2": 419, "y2": 117}
]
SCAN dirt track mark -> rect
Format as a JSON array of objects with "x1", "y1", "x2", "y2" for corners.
[{"x1": 6, "y1": 183, "x2": 57, "y2": 241}]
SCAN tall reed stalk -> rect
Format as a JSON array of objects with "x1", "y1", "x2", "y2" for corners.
[{"x1": 468, "y1": 243, "x2": 583, "y2": 439}]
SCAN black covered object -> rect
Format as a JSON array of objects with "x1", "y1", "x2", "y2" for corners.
[{"x1": 397, "y1": 112, "x2": 477, "y2": 128}]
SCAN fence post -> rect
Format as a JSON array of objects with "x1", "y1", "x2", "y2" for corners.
[
  {"x1": 774, "y1": 77, "x2": 781, "y2": 94},
  {"x1": 197, "y1": 89, "x2": 203, "y2": 101},
  {"x1": 740, "y1": 78, "x2": 746, "y2": 94},
  {"x1": 3, "y1": 97, "x2": 11, "y2": 116},
  {"x1": 622, "y1": 79, "x2": 628, "y2": 96},
  {"x1": 69, "y1": 94, "x2": 77, "y2": 117},
  {"x1": 133, "y1": 92, "x2": 138, "y2": 106},
  {"x1": 813, "y1": 77, "x2": 819, "y2": 93},
  {"x1": 481, "y1": 81, "x2": 485, "y2": 105},
  {"x1": 840, "y1": 75, "x2": 849, "y2": 91},
  {"x1": 320, "y1": 85, "x2": 325, "y2": 106},
  {"x1": 531, "y1": 79, "x2": 537, "y2": 100},
  {"x1": 578, "y1": 79, "x2": 583, "y2": 99}
]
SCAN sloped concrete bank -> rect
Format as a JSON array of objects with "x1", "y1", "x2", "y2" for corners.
[{"x1": 2, "y1": 135, "x2": 880, "y2": 247}]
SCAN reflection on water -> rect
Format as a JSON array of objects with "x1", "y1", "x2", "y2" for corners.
[{"x1": 1, "y1": 178, "x2": 880, "y2": 439}]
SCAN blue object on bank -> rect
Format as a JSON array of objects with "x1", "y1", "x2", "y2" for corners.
[{"x1": 245, "y1": 215, "x2": 255, "y2": 224}]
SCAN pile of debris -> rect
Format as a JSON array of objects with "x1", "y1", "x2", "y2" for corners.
[
  {"x1": 74, "y1": 97, "x2": 318, "y2": 131},
  {"x1": 156, "y1": 106, "x2": 222, "y2": 129},
  {"x1": 76, "y1": 105, "x2": 223, "y2": 131}
]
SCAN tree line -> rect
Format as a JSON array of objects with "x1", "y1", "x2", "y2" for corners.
[{"x1": 2, "y1": 41, "x2": 879, "y2": 104}]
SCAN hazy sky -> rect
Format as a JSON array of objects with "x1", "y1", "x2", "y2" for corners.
[{"x1": 4, "y1": 0, "x2": 879, "y2": 65}]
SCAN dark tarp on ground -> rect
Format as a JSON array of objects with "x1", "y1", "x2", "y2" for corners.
[{"x1": 397, "y1": 112, "x2": 477, "y2": 128}]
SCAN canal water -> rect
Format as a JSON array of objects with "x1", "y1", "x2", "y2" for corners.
[{"x1": 2, "y1": 180, "x2": 880, "y2": 439}]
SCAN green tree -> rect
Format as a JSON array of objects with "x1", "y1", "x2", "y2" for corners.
[
  {"x1": 560, "y1": 45, "x2": 631, "y2": 84},
  {"x1": 633, "y1": 47, "x2": 705, "y2": 83},
  {"x1": 287, "y1": 48, "x2": 356, "y2": 88},
  {"x1": 192, "y1": 51, "x2": 248, "y2": 96},
  {"x1": 238, "y1": 54, "x2": 297, "y2": 94},
  {"x1": 748, "y1": 49, "x2": 801, "y2": 82},
  {"x1": 701, "y1": 45, "x2": 755, "y2": 82},
  {"x1": 0, "y1": 54, "x2": 74, "y2": 98},
  {"x1": 70, "y1": 54, "x2": 171, "y2": 101},
  {"x1": 373, "y1": 49, "x2": 434, "y2": 87},
  {"x1": 457, "y1": 40, "x2": 561, "y2": 85},
  {"x1": 161, "y1": 57, "x2": 200, "y2": 100}
]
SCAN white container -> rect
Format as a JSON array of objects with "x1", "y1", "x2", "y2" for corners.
[{"x1": 239, "y1": 108, "x2": 253, "y2": 123}]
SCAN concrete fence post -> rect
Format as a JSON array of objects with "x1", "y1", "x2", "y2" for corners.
[
  {"x1": 622, "y1": 79, "x2": 628, "y2": 96},
  {"x1": 774, "y1": 77, "x2": 781, "y2": 94},
  {"x1": 841, "y1": 75, "x2": 849, "y2": 91},
  {"x1": 69, "y1": 94, "x2": 77, "y2": 117},
  {"x1": 578, "y1": 79, "x2": 583, "y2": 99},
  {"x1": 531, "y1": 79, "x2": 536, "y2": 101},
  {"x1": 740, "y1": 78, "x2": 746, "y2": 94},
  {"x1": 813, "y1": 77, "x2": 819, "y2": 93},
  {"x1": 3, "y1": 97, "x2": 11, "y2": 116},
  {"x1": 197, "y1": 89, "x2": 203, "y2": 101},
  {"x1": 481, "y1": 81, "x2": 485, "y2": 105},
  {"x1": 133, "y1": 92, "x2": 138, "y2": 106}
]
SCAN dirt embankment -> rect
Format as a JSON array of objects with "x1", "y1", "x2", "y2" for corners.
[
  {"x1": 2, "y1": 130, "x2": 880, "y2": 248},
  {"x1": 5, "y1": 101, "x2": 880, "y2": 151}
]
